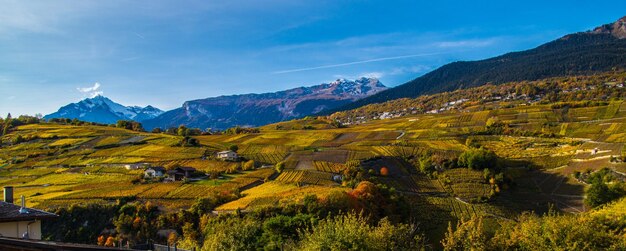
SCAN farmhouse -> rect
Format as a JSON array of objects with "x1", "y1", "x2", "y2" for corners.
[
  {"x1": 0, "y1": 187, "x2": 57, "y2": 240},
  {"x1": 166, "y1": 167, "x2": 197, "y2": 181},
  {"x1": 144, "y1": 166, "x2": 166, "y2": 178},
  {"x1": 217, "y1": 150, "x2": 238, "y2": 161}
]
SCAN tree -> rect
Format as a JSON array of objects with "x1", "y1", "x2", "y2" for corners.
[
  {"x1": 201, "y1": 217, "x2": 262, "y2": 251},
  {"x1": 275, "y1": 162, "x2": 285, "y2": 173},
  {"x1": 419, "y1": 157, "x2": 435, "y2": 174},
  {"x1": 178, "y1": 223, "x2": 200, "y2": 250},
  {"x1": 116, "y1": 120, "x2": 144, "y2": 132},
  {"x1": 180, "y1": 136, "x2": 199, "y2": 147},
  {"x1": 585, "y1": 170, "x2": 624, "y2": 208},
  {"x1": 168, "y1": 232, "x2": 178, "y2": 246},
  {"x1": 104, "y1": 236, "x2": 116, "y2": 247},
  {"x1": 97, "y1": 235, "x2": 106, "y2": 246},
  {"x1": 489, "y1": 212, "x2": 626, "y2": 250},
  {"x1": 151, "y1": 127, "x2": 162, "y2": 133},
  {"x1": 297, "y1": 214, "x2": 425, "y2": 250},
  {"x1": 486, "y1": 117, "x2": 498, "y2": 127},
  {"x1": 458, "y1": 148, "x2": 498, "y2": 170},
  {"x1": 177, "y1": 125, "x2": 188, "y2": 136},
  {"x1": 2, "y1": 113, "x2": 12, "y2": 136},
  {"x1": 229, "y1": 145, "x2": 239, "y2": 152},
  {"x1": 441, "y1": 216, "x2": 487, "y2": 251},
  {"x1": 465, "y1": 137, "x2": 480, "y2": 148},
  {"x1": 12, "y1": 135, "x2": 24, "y2": 144},
  {"x1": 379, "y1": 167, "x2": 389, "y2": 176}
]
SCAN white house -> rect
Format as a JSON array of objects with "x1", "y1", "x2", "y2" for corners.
[
  {"x1": 217, "y1": 150, "x2": 238, "y2": 161},
  {"x1": 144, "y1": 166, "x2": 166, "y2": 178}
]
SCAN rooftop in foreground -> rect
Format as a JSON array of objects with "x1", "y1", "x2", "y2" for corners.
[{"x1": 0, "y1": 201, "x2": 57, "y2": 223}]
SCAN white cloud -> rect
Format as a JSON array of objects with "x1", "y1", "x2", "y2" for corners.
[
  {"x1": 388, "y1": 65, "x2": 432, "y2": 76},
  {"x1": 362, "y1": 72, "x2": 384, "y2": 79},
  {"x1": 77, "y1": 82, "x2": 103, "y2": 98},
  {"x1": 272, "y1": 52, "x2": 444, "y2": 74},
  {"x1": 435, "y1": 38, "x2": 497, "y2": 48}
]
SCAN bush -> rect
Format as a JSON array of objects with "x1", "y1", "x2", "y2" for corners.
[
  {"x1": 442, "y1": 211, "x2": 626, "y2": 250},
  {"x1": 297, "y1": 214, "x2": 425, "y2": 250},
  {"x1": 229, "y1": 145, "x2": 239, "y2": 152},
  {"x1": 202, "y1": 217, "x2": 262, "y2": 251},
  {"x1": 585, "y1": 170, "x2": 625, "y2": 208},
  {"x1": 458, "y1": 148, "x2": 498, "y2": 170},
  {"x1": 418, "y1": 157, "x2": 435, "y2": 174},
  {"x1": 242, "y1": 160, "x2": 255, "y2": 171},
  {"x1": 275, "y1": 162, "x2": 285, "y2": 173}
]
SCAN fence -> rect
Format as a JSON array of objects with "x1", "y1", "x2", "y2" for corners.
[{"x1": 152, "y1": 244, "x2": 193, "y2": 251}]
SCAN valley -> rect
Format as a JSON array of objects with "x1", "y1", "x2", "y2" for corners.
[
  {"x1": 2, "y1": 10, "x2": 626, "y2": 250},
  {"x1": 2, "y1": 72, "x2": 626, "y2": 248}
]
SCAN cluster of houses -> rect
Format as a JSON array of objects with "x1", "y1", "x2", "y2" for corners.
[
  {"x1": 338, "y1": 86, "x2": 564, "y2": 125},
  {"x1": 144, "y1": 166, "x2": 199, "y2": 182},
  {"x1": 426, "y1": 98, "x2": 470, "y2": 114},
  {"x1": 339, "y1": 79, "x2": 626, "y2": 126},
  {"x1": 143, "y1": 150, "x2": 239, "y2": 182},
  {"x1": 343, "y1": 107, "x2": 421, "y2": 125}
]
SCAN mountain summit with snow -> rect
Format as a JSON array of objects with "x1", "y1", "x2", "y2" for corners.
[
  {"x1": 44, "y1": 95, "x2": 163, "y2": 124},
  {"x1": 142, "y1": 77, "x2": 386, "y2": 130}
]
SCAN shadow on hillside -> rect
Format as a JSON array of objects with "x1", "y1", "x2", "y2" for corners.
[{"x1": 503, "y1": 167, "x2": 586, "y2": 214}]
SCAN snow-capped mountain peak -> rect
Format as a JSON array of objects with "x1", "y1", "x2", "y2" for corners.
[
  {"x1": 44, "y1": 96, "x2": 163, "y2": 124},
  {"x1": 142, "y1": 77, "x2": 387, "y2": 130}
]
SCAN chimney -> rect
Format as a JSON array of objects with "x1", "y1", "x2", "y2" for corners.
[
  {"x1": 19, "y1": 195, "x2": 28, "y2": 214},
  {"x1": 4, "y1": 186, "x2": 13, "y2": 204}
]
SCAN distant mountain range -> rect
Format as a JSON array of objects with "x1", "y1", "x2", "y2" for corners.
[
  {"x1": 44, "y1": 95, "x2": 164, "y2": 124},
  {"x1": 142, "y1": 77, "x2": 386, "y2": 130},
  {"x1": 45, "y1": 16, "x2": 626, "y2": 130},
  {"x1": 330, "y1": 16, "x2": 626, "y2": 113},
  {"x1": 45, "y1": 77, "x2": 386, "y2": 129}
]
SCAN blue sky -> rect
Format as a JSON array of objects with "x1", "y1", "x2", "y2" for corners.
[{"x1": 1, "y1": 0, "x2": 625, "y2": 116}]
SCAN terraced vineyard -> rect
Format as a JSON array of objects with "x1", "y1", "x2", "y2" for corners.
[
  {"x1": 216, "y1": 181, "x2": 349, "y2": 211},
  {"x1": 411, "y1": 175, "x2": 447, "y2": 193},
  {"x1": 440, "y1": 168, "x2": 492, "y2": 200},
  {"x1": 312, "y1": 161, "x2": 345, "y2": 173},
  {"x1": 241, "y1": 152, "x2": 288, "y2": 164},
  {"x1": 2, "y1": 75, "x2": 626, "y2": 219},
  {"x1": 276, "y1": 170, "x2": 337, "y2": 186}
]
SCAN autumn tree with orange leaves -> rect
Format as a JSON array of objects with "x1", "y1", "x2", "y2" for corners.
[{"x1": 380, "y1": 167, "x2": 389, "y2": 176}]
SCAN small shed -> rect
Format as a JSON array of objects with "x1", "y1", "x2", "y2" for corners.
[
  {"x1": 144, "y1": 166, "x2": 166, "y2": 178},
  {"x1": 217, "y1": 150, "x2": 238, "y2": 161}
]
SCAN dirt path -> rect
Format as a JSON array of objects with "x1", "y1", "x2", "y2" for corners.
[
  {"x1": 295, "y1": 160, "x2": 314, "y2": 170},
  {"x1": 396, "y1": 131, "x2": 406, "y2": 140}
]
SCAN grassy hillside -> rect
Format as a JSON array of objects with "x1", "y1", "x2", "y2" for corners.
[
  {"x1": 3, "y1": 88, "x2": 625, "y2": 212},
  {"x1": 1, "y1": 73, "x2": 626, "y2": 247}
]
